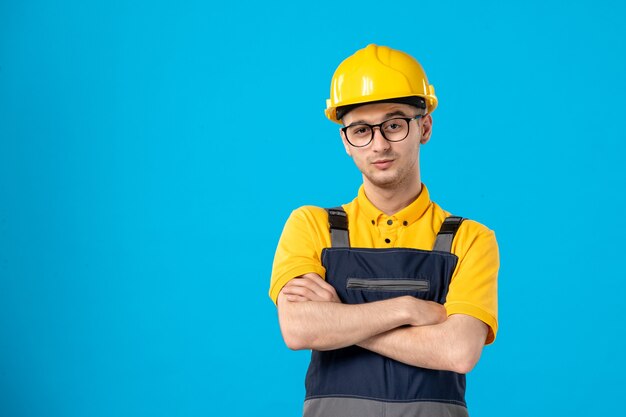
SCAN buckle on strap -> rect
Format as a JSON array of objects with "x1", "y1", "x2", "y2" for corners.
[
  {"x1": 326, "y1": 207, "x2": 350, "y2": 248},
  {"x1": 433, "y1": 216, "x2": 465, "y2": 253},
  {"x1": 327, "y1": 207, "x2": 348, "y2": 230},
  {"x1": 438, "y1": 216, "x2": 464, "y2": 234}
]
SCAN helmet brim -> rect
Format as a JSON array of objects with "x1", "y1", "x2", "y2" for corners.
[{"x1": 335, "y1": 96, "x2": 427, "y2": 121}]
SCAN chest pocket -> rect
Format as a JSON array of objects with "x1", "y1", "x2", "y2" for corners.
[
  {"x1": 322, "y1": 247, "x2": 458, "y2": 304},
  {"x1": 347, "y1": 278, "x2": 430, "y2": 292},
  {"x1": 348, "y1": 277, "x2": 430, "y2": 301}
]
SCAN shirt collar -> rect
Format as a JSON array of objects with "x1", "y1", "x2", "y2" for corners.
[{"x1": 357, "y1": 184, "x2": 432, "y2": 226}]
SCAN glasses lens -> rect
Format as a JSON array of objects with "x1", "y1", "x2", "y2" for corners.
[
  {"x1": 381, "y1": 118, "x2": 409, "y2": 141},
  {"x1": 346, "y1": 124, "x2": 373, "y2": 147}
]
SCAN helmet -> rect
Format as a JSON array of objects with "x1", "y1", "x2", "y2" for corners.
[{"x1": 325, "y1": 44, "x2": 437, "y2": 124}]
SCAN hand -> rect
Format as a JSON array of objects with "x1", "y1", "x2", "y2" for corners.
[
  {"x1": 400, "y1": 296, "x2": 447, "y2": 327},
  {"x1": 281, "y1": 273, "x2": 341, "y2": 303}
]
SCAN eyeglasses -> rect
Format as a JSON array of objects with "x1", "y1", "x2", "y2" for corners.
[{"x1": 341, "y1": 115, "x2": 423, "y2": 148}]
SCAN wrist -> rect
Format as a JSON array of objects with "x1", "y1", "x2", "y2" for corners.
[{"x1": 391, "y1": 296, "x2": 416, "y2": 326}]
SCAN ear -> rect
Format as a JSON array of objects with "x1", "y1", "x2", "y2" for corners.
[
  {"x1": 419, "y1": 114, "x2": 433, "y2": 145},
  {"x1": 340, "y1": 128, "x2": 352, "y2": 156}
]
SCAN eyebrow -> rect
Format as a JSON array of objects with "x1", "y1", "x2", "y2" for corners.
[{"x1": 350, "y1": 110, "x2": 410, "y2": 125}]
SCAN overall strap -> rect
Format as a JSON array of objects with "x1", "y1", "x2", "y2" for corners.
[
  {"x1": 326, "y1": 207, "x2": 350, "y2": 248},
  {"x1": 433, "y1": 216, "x2": 465, "y2": 253}
]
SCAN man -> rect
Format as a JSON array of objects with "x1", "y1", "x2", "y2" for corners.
[{"x1": 269, "y1": 44, "x2": 499, "y2": 417}]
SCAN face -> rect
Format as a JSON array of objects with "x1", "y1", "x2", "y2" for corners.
[{"x1": 340, "y1": 102, "x2": 432, "y2": 191}]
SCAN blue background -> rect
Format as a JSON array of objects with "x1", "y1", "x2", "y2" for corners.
[{"x1": 1, "y1": 0, "x2": 625, "y2": 416}]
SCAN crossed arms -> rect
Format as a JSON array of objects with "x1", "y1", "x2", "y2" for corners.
[{"x1": 277, "y1": 273, "x2": 488, "y2": 374}]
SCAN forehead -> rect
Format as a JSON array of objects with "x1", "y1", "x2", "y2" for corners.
[{"x1": 342, "y1": 102, "x2": 417, "y2": 125}]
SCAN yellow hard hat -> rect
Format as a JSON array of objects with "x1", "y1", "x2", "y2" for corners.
[{"x1": 325, "y1": 44, "x2": 437, "y2": 124}]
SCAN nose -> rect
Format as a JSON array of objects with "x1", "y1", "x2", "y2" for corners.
[{"x1": 370, "y1": 127, "x2": 390, "y2": 152}]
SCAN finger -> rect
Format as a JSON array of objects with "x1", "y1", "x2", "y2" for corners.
[
  {"x1": 301, "y1": 274, "x2": 341, "y2": 301},
  {"x1": 285, "y1": 274, "x2": 341, "y2": 302},
  {"x1": 279, "y1": 285, "x2": 316, "y2": 303},
  {"x1": 302, "y1": 274, "x2": 339, "y2": 295},
  {"x1": 282, "y1": 285, "x2": 314, "y2": 297},
  {"x1": 293, "y1": 278, "x2": 339, "y2": 302},
  {"x1": 283, "y1": 284, "x2": 329, "y2": 302},
  {"x1": 292, "y1": 282, "x2": 335, "y2": 301},
  {"x1": 285, "y1": 294, "x2": 310, "y2": 302},
  {"x1": 287, "y1": 277, "x2": 330, "y2": 299}
]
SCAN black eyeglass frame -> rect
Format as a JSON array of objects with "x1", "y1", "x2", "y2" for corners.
[{"x1": 341, "y1": 115, "x2": 424, "y2": 148}]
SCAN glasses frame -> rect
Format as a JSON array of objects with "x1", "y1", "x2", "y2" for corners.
[{"x1": 341, "y1": 115, "x2": 424, "y2": 148}]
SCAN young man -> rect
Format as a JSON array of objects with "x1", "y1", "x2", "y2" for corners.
[{"x1": 269, "y1": 44, "x2": 499, "y2": 417}]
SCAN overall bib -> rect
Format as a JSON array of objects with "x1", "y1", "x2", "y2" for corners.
[{"x1": 303, "y1": 208, "x2": 468, "y2": 417}]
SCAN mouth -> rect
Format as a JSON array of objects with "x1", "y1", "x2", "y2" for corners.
[{"x1": 371, "y1": 159, "x2": 394, "y2": 169}]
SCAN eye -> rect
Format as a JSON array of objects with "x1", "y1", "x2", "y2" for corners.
[
  {"x1": 384, "y1": 120, "x2": 404, "y2": 131},
  {"x1": 348, "y1": 125, "x2": 371, "y2": 137}
]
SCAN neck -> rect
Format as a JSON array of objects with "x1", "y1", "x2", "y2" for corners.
[{"x1": 363, "y1": 179, "x2": 423, "y2": 216}]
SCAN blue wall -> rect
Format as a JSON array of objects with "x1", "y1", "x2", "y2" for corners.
[{"x1": 1, "y1": 1, "x2": 625, "y2": 416}]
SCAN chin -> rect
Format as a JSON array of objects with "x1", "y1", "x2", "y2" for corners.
[{"x1": 366, "y1": 174, "x2": 402, "y2": 188}]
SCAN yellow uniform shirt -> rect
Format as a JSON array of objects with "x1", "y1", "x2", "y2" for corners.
[{"x1": 269, "y1": 184, "x2": 499, "y2": 344}]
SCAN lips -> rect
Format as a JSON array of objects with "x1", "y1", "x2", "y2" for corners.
[{"x1": 372, "y1": 159, "x2": 394, "y2": 169}]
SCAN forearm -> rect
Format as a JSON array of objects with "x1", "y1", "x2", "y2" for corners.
[
  {"x1": 277, "y1": 292, "x2": 412, "y2": 351},
  {"x1": 358, "y1": 314, "x2": 489, "y2": 374}
]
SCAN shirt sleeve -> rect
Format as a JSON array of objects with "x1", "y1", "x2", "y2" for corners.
[
  {"x1": 268, "y1": 206, "x2": 328, "y2": 304},
  {"x1": 445, "y1": 221, "x2": 499, "y2": 344}
]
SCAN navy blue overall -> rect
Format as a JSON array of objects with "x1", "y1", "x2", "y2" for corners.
[{"x1": 303, "y1": 207, "x2": 469, "y2": 417}]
